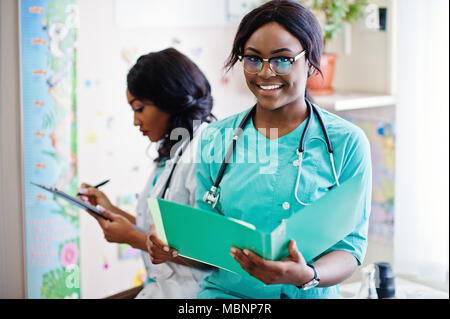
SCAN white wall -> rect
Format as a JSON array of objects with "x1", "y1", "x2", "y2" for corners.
[
  {"x1": 393, "y1": 0, "x2": 449, "y2": 288},
  {"x1": 0, "y1": 0, "x2": 26, "y2": 298},
  {"x1": 77, "y1": 0, "x2": 148, "y2": 298}
]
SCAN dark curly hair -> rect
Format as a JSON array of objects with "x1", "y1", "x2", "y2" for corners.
[
  {"x1": 127, "y1": 47, "x2": 215, "y2": 162},
  {"x1": 224, "y1": 0, "x2": 323, "y2": 101}
]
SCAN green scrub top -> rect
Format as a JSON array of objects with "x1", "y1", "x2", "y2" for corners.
[{"x1": 195, "y1": 105, "x2": 372, "y2": 299}]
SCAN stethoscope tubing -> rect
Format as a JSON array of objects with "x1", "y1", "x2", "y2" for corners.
[{"x1": 212, "y1": 106, "x2": 256, "y2": 190}]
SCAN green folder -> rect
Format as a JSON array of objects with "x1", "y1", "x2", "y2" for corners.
[{"x1": 148, "y1": 173, "x2": 364, "y2": 281}]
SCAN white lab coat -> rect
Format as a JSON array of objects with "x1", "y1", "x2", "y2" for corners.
[{"x1": 134, "y1": 123, "x2": 211, "y2": 299}]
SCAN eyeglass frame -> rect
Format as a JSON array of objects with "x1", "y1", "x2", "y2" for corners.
[{"x1": 237, "y1": 50, "x2": 307, "y2": 75}]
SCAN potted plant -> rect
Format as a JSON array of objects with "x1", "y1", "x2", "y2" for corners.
[{"x1": 302, "y1": 0, "x2": 368, "y2": 95}]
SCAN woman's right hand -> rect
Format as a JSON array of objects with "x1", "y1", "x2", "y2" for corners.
[{"x1": 77, "y1": 183, "x2": 115, "y2": 212}]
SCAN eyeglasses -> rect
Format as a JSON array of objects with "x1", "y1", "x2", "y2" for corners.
[{"x1": 238, "y1": 50, "x2": 306, "y2": 76}]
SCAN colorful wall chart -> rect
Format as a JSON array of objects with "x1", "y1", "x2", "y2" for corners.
[
  {"x1": 346, "y1": 118, "x2": 395, "y2": 244},
  {"x1": 20, "y1": 0, "x2": 80, "y2": 298}
]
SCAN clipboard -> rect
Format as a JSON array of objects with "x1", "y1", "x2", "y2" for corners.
[
  {"x1": 31, "y1": 182, "x2": 111, "y2": 221},
  {"x1": 148, "y1": 173, "x2": 364, "y2": 282}
]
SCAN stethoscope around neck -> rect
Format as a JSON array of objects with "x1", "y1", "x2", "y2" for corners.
[{"x1": 203, "y1": 99, "x2": 340, "y2": 211}]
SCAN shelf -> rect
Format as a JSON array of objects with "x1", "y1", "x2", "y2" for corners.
[
  {"x1": 340, "y1": 276, "x2": 449, "y2": 299},
  {"x1": 312, "y1": 91, "x2": 396, "y2": 112}
]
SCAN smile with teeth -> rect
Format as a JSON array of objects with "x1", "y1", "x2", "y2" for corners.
[{"x1": 257, "y1": 84, "x2": 283, "y2": 90}]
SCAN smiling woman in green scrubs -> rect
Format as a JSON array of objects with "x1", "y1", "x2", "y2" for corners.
[{"x1": 195, "y1": 0, "x2": 372, "y2": 299}]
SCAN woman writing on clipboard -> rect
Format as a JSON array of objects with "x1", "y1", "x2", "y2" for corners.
[
  {"x1": 194, "y1": 0, "x2": 372, "y2": 299},
  {"x1": 78, "y1": 48, "x2": 214, "y2": 298}
]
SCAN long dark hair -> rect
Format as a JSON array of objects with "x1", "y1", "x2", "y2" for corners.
[
  {"x1": 127, "y1": 47, "x2": 215, "y2": 162},
  {"x1": 225, "y1": 0, "x2": 323, "y2": 101}
]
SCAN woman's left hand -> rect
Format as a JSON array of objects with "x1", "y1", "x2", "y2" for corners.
[
  {"x1": 230, "y1": 240, "x2": 314, "y2": 286},
  {"x1": 146, "y1": 224, "x2": 178, "y2": 264}
]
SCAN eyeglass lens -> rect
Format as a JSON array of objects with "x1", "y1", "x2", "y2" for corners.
[{"x1": 243, "y1": 57, "x2": 291, "y2": 75}]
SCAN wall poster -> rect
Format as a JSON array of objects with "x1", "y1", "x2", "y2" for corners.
[{"x1": 20, "y1": 0, "x2": 80, "y2": 298}]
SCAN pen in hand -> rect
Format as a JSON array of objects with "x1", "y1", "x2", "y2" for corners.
[{"x1": 76, "y1": 179, "x2": 110, "y2": 196}]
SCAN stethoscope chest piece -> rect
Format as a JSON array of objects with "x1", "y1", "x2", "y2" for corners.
[{"x1": 203, "y1": 186, "x2": 220, "y2": 208}]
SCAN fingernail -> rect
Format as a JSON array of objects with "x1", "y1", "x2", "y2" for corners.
[
  {"x1": 79, "y1": 188, "x2": 88, "y2": 195},
  {"x1": 81, "y1": 196, "x2": 89, "y2": 202},
  {"x1": 172, "y1": 251, "x2": 178, "y2": 257},
  {"x1": 230, "y1": 247, "x2": 236, "y2": 254},
  {"x1": 230, "y1": 252, "x2": 235, "y2": 258},
  {"x1": 97, "y1": 205, "x2": 105, "y2": 213},
  {"x1": 243, "y1": 249, "x2": 249, "y2": 256},
  {"x1": 163, "y1": 246, "x2": 169, "y2": 252}
]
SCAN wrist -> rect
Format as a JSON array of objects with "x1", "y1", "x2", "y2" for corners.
[
  {"x1": 129, "y1": 229, "x2": 147, "y2": 251},
  {"x1": 299, "y1": 264, "x2": 315, "y2": 285},
  {"x1": 114, "y1": 207, "x2": 136, "y2": 224},
  {"x1": 297, "y1": 264, "x2": 320, "y2": 290},
  {"x1": 109, "y1": 205, "x2": 121, "y2": 214}
]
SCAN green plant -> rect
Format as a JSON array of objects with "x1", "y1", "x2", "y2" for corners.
[{"x1": 302, "y1": 0, "x2": 368, "y2": 49}]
